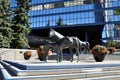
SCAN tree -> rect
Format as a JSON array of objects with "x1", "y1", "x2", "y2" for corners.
[
  {"x1": 56, "y1": 16, "x2": 63, "y2": 26},
  {"x1": 11, "y1": 0, "x2": 31, "y2": 48},
  {"x1": 0, "y1": 0, "x2": 13, "y2": 48},
  {"x1": 46, "y1": 20, "x2": 50, "y2": 27},
  {"x1": 115, "y1": 24, "x2": 120, "y2": 29},
  {"x1": 114, "y1": 9, "x2": 120, "y2": 15}
]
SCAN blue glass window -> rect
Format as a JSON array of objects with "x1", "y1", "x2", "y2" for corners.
[{"x1": 114, "y1": 15, "x2": 119, "y2": 21}]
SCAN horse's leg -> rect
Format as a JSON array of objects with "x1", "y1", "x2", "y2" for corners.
[
  {"x1": 57, "y1": 52, "x2": 59, "y2": 63},
  {"x1": 44, "y1": 44, "x2": 46, "y2": 62},
  {"x1": 76, "y1": 47, "x2": 80, "y2": 62},
  {"x1": 86, "y1": 42, "x2": 90, "y2": 54},
  {"x1": 59, "y1": 48, "x2": 63, "y2": 63},
  {"x1": 56, "y1": 49, "x2": 60, "y2": 63},
  {"x1": 58, "y1": 49, "x2": 63, "y2": 63},
  {"x1": 82, "y1": 47, "x2": 84, "y2": 54},
  {"x1": 83, "y1": 48, "x2": 85, "y2": 54},
  {"x1": 79, "y1": 47, "x2": 82, "y2": 55},
  {"x1": 85, "y1": 47, "x2": 88, "y2": 54},
  {"x1": 76, "y1": 38, "x2": 80, "y2": 62},
  {"x1": 44, "y1": 44, "x2": 48, "y2": 62},
  {"x1": 44, "y1": 50, "x2": 47, "y2": 62},
  {"x1": 87, "y1": 45, "x2": 90, "y2": 54},
  {"x1": 69, "y1": 48, "x2": 73, "y2": 62}
]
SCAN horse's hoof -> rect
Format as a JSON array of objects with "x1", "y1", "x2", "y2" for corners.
[
  {"x1": 70, "y1": 60, "x2": 73, "y2": 62},
  {"x1": 57, "y1": 60, "x2": 62, "y2": 63},
  {"x1": 44, "y1": 60, "x2": 47, "y2": 63}
]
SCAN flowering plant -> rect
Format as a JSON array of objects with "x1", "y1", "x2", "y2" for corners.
[
  {"x1": 107, "y1": 47, "x2": 116, "y2": 54},
  {"x1": 24, "y1": 51, "x2": 32, "y2": 56},
  {"x1": 91, "y1": 45, "x2": 109, "y2": 54},
  {"x1": 37, "y1": 45, "x2": 52, "y2": 55},
  {"x1": 23, "y1": 51, "x2": 32, "y2": 60},
  {"x1": 37, "y1": 45, "x2": 52, "y2": 61}
]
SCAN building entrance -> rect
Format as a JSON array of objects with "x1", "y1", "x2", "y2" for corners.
[{"x1": 30, "y1": 25, "x2": 104, "y2": 48}]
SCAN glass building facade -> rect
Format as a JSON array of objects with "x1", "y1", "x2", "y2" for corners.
[{"x1": 10, "y1": 0, "x2": 120, "y2": 48}]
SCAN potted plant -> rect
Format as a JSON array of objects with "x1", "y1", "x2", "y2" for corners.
[
  {"x1": 107, "y1": 47, "x2": 116, "y2": 54},
  {"x1": 23, "y1": 51, "x2": 32, "y2": 60},
  {"x1": 91, "y1": 45, "x2": 109, "y2": 62},
  {"x1": 37, "y1": 45, "x2": 52, "y2": 61}
]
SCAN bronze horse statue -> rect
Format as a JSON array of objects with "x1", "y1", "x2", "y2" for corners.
[
  {"x1": 78, "y1": 39, "x2": 90, "y2": 54},
  {"x1": 49, "y1": 28, "x2": 90, "y2": 62},
  {"x1": 44, "y1": 36, "x2": 72, "y2": 63}
]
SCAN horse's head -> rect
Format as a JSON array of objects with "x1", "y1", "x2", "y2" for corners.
[
  {"x1": 84, "y1": 41, "x2": 90, "y2": 53},
  {"x1": 49, "y1": 28, "x2": 64, "y2": 42}
]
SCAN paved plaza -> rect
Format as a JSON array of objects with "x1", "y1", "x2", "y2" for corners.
[{"x1": 0, "y1": 50, "x2": 120, "y2": 80}]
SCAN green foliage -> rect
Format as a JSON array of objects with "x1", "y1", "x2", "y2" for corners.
[
  {"x1": 47, "y1": 20, "x2": 50, "y2": 27},
  {"x1": 0, "y1": 0, "x2": 13, "y2": 48},
  {"x1": 107, "y1": 40, "x2": 120, "y2": 48},
  {"x1": 116, "y1": 42, "x2": 120, "y2": 48},
  {"x1": 11, "y1": 0, "x2": 31, "y2": 48},
  {"x1": 56, "y1": 16, "x2": 63, "y2": 26},
  {"x1": 114, "y1": 9, "x2": 120, "y2": 15},
  {"x1": 107, "y1": 40, "x2": 116, "y2": 47},
  {"x1": 115, "y1": 24, "x2": 120, "y2": 29}
]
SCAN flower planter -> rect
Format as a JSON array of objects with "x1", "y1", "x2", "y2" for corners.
[
  {"x1": 23, "y1": 51, "x2": 32, "y2": 60},
  {"x1": 91, "y1": 45, "x2": 109, "y2": 62},
  {"x1": 37, "y1": 45, "x2": 52, "y2": 61},
  {"x1": 37, "y1": 50, "x2": 51, "y2": 61},
  {"x1": 93, "y1": 53, "x2": 106, "y2": 62},
  {"x1": 107, "y1": 47, "x2": 116, "y2": 54}
]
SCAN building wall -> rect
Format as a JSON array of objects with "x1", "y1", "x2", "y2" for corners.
[
  {"x1": 10, "y1": 0, "x2": 120, "y2": 47},
  {"x1": 10, "y1": 0, "x2": 120, "y2": 31}
]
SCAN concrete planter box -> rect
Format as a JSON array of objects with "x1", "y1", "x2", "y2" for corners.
[{"x1": 0, "y1": 48, "x2": 37, "y2": 61}]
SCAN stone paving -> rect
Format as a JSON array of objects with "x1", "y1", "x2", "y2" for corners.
[
  {"x1": 0, "y1": 49, "x2": 120, "y2": 80},
  {"x1": 0, "y1": 59, "x2": 120, "y2": 80}
]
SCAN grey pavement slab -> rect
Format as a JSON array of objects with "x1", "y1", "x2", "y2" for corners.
[
  {"x1": 2, "y1": 60, "x2": 120, "y2": 76},
  {"x1": 1, "y1": 60, "x2": 120, "y2": 80},
  {"x1": 3, "y1": 60, "x2": 120, "y2": 70}
]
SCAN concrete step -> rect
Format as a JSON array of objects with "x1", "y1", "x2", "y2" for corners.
[
  {"x1": 73, "y1": 75, "x2": 120, "y2": 80},
  {"x1": 3, "y1": 60, "x2": 120, "y2": 70},
  {"x1": 1, "y1": 61, "x2": 120, "y2": 77},
  {"x1": 1, "y1": 60, "x2": 120, "y2": 80},
  {"x1": 1, "y1": 67, "x2": 120, "y2": 80}
]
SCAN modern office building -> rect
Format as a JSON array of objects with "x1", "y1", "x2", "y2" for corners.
[{"x1": 10, "y1": 0, "x2": 120, "y2": 48}]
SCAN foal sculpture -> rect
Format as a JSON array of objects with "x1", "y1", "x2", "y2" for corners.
[
  {"x1": 66, "y1": 37, "x2": 80, "y2": 62},
  {"x1": 66, "y1": 37, "x2": 90, "y2": 62},
  {"x1": 78, "y1": 40, "x2": 90, "y2": 54}
]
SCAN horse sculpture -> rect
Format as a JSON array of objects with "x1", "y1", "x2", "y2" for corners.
[
  {"x1": 49, "y1": 28, "x2": 90, "y2": 62},
  {"x1": 64, "y1": 37, "x2": 80, "y2": 62},
  {"x1": 66, "y1": 37, "x2": 90, "y2": 62},
  {"x1": 44, "y1": 36, "x2": 72, "y2": 63},
  {"x1": 78, "y1": 40, "x2": 90, "y2": 54}
]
